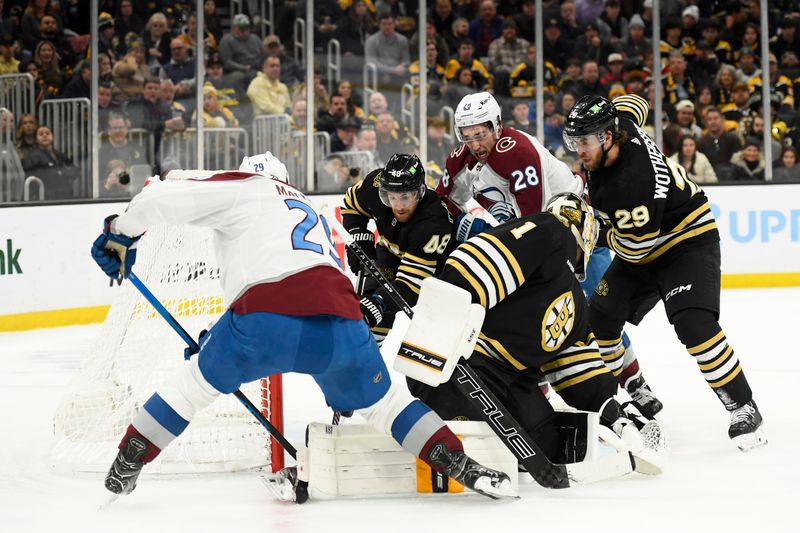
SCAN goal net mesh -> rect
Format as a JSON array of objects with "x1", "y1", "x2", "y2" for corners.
[{"x1": 51, "y1": 205, "x2": 280, "y2": 475}]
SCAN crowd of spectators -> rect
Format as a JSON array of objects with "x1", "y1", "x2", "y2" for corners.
[{"x1": 3, "y1": 0, "x2": 800, "y2": 202}]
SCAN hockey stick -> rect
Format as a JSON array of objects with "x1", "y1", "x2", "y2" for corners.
[
  {"x1": 329, "y1": 217, "x2": 634, "y2": 488},
  {"x1": 127, "y1": 270, "x2": 298, "y2": 459}
]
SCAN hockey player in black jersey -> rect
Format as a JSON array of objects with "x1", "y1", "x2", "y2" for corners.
[
  {"x1": 341, "y1": 153, "x2": 457, "y2": 339},
  {"x1": 563, "y1": 93, "x2": 766, "y2": 451},
  {"x1": 414, "y1": 192, "x2": 667, "y2": 472}
]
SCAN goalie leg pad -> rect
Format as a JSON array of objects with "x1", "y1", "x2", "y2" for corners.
[
  {"x1": 305, "y1": 421, "x2": 518, "y2": 499},
  {"x1": 392, "y1": 278, "x2": 485, "y2": 387}
]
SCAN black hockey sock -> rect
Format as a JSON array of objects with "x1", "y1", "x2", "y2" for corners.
[{"x1": 672, "y1": 308, "x2": 752, "y2": 410}]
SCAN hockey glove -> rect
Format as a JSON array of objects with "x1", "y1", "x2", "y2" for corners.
[
  {"x1": 91, "y1": 214, "x2": 141, "y2": 281},
  {"x1": 359, "y1": 294, "x2": 386, "y2": 328},
  {"x1": 346, "y1": 229, "x2": 376, "y2": 275},
  {"x1": 183, "y1": 329, "x2": 209, "y2": 360},
  {"x1": 454, "y1": 212, "x2": 489, "y2": 242}
]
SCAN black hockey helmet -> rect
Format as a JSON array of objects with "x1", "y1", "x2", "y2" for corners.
[
  {"x1": 563, "y1": 95, "x2": 619, "y2": 151},
  {"x1": 378, "y1": 153, "x2": 426, "y2": 207}
]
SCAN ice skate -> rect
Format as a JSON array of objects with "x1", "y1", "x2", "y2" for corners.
[
  {"x1": 625, "y1": 375, "x2": 663, "y2": 419},
  {"x1": 427, "y1": 442, "x2": 517, "y2": 499},
  {"x1": 728, "y1": 400, "x2": 767, "y2": 452},
  {"x1": 104, "y1": 436, "x2": 148, "y2": 495}
]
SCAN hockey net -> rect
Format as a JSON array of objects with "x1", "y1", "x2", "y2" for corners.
[{"x1": 51, "y1": 190, "x2": 284, "y2": 475}]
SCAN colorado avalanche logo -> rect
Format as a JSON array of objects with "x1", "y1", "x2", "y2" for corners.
[
  {"x1": 495, "y1": 137, "x2": 516, "y2": 153},
  {"x1": 475, "y1": 186, "x2": 515, "y2": 222}
]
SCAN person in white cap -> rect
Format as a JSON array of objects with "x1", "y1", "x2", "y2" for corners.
[{"x1": 681, "y1": 5, "x2": 701, "y2": 40}]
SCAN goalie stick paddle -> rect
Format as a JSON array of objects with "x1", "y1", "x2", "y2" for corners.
[
  {"x1": 126, "y1": 270, "x2": 298, "y2": 460},
  {"x1": 328, "y1": 217, "x2": 575, "y2": 488}
]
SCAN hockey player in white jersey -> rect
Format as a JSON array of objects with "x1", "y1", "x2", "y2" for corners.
[
  {"x1": 90, "y1": 152, "x2": 514, "y2": 500},
  {"x1": 436, "y1": 93, "x2": 658, "y2": 418}
]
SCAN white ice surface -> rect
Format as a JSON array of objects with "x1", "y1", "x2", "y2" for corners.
[{"x1": 1, "y1": 288, "x2": 797, "y2": 533}]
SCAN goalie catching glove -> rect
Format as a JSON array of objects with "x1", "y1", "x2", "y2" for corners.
[{"x1": 91, "y1": 214, "x2": 141, "y2": 281}]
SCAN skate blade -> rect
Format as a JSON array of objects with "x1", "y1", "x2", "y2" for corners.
[
  {"x1": 260, "y1": 473, "x2": 296, "y2": 502},
  {"x1": 733, "y1": 426, "x2": 768, "y2": 452},
  {"x1": 632, "y1": 452, "x2": 664, "y2": 476},
  {"x1": 472, "y1": 478, "x2": 519, "y2": 500},
  {"x1": 98, "y1": 493, "x2": 119, "y2": 511}
]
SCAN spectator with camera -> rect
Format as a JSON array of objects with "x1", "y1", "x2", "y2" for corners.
[{"x1": 99, "y1": 113, "x2": 148, "y2": 189}]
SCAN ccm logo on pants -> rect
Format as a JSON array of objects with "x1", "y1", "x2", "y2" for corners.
[{"x1": 665, "y1": 284, "x2": 692, "y2": 301}]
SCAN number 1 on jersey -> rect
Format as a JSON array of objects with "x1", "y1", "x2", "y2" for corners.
[{"x1": 511, "y1": 221, "x2": 537, "y2": 239}]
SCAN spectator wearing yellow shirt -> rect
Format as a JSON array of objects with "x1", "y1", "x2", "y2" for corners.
[
  {"x1": 247, "y1": 56, "x2": 291, "y2": 116},
  {"x1": 0, "y1": 33, "x2": 19, "y2": 75},
  {"x1": 444, "y1": 38, "x2": 492, "y2": 92}
]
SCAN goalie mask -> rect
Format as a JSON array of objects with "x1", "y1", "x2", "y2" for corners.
[
  {"x1": 545, "y1": 192, "x2": 599, "y2": 282},
  {"x1": 239, "y1": 151, "x2": 289, "y2": 183}
]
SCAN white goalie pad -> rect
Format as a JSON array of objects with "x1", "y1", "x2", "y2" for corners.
[
  {"x1": 305, "y1": 421, "x2": 518, "y2": 499},
  {"x1": 390, "y1": 278, "x2": 485, "y2": 387}
]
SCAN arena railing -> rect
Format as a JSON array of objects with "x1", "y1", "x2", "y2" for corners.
[
  {"x1": 160, "y1": 127, "x2": 249, "y2": 171},
  {"x1": 293, "y1": 18, "x2": 305, "y2": 64},
  {"x1": 0, "y1": 74, "x2": 36, "y2": 121},
  {"x1": 327, "y1": 38, "x2": 341, "y2": 96},
  {"x1": 39, "y1": 98, "x2": 91, "y2": 198},
  {"x1": 252, "y1": 114, "x2": 292, "y2": 161},
  {"x1": 23, "y1": 176, "x2": 44, "y2": 201}
]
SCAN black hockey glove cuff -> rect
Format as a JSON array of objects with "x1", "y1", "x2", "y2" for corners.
[
  {"x1": 359, "y1": 294, "x2": 386, "y2": 328},
  {"x1": 346, "y1": 229, "x2": 376, "y2": 275}
]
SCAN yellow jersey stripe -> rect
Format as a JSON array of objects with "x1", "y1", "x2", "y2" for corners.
[
  {"x1": 478, "y1": 333, "x2": 527, "y2": 370},
  {"x1": 396, "y1": 278, "x2": 421, "y2": 294},
  {"x1": 540, "y1": 352, "x2": 602, "y2": 372},
  {"x1": 553, "y1": 367, "x2": 612, "y2": 391},
  {"x1": 708, "y1": 364, "x2": 742, "y2": 389},
  {"x1": 460, "y1": 242, "x2": 506, "y2": 301},
  {"x1": 398, "y1": 264, "x2": 434, "y2": 279},
  {"x1": 668, "y1": 204, "x2": 711, "y2": 234},
  {"x1": 638, "y1": 222, "x2": 718, "y2": 264},
  {"x1": 403, "y1": 252, "x2": 437, "y2": 266},
  {"x1": 445, "y1": 257, "x2": 488, "y2": 307},
  {"x1": 688, "y1": 330, "x2": 726, "y2": 355},
  {"x1": 698, "y1": 345, "x2": 734, "y2": 371},
  {"x1": 481, "y1": 234, "x2": 524, "y2": 285}
]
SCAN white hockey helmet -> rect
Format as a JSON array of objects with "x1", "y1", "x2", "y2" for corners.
[
  {"x1": 453, "y1": 91, "x2": 503, "y2": 143},
  {"x1": 239, "y1": 151, "x2": 289, "y2": 183}
]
